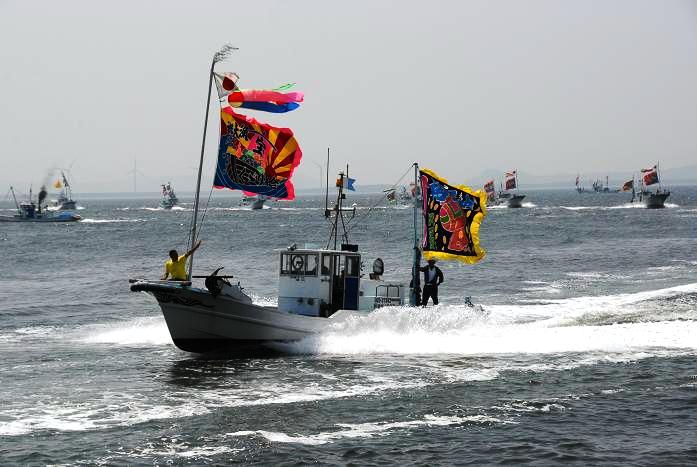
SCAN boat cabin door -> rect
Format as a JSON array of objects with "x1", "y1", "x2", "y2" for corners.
[{"x1": 324, "y1": 253, "x2": 360, "y2": 313}]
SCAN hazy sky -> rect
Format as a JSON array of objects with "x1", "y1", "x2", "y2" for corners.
[{"x1": 1, "y1": 0, "x2": 696, "y2": 193}]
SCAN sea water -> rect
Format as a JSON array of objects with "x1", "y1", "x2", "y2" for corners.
[{"x1": 1, "y1": 188, "x2": 696, "y2": 464}]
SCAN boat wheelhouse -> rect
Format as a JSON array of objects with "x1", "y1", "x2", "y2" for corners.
[{"x1": 278, "y1": 246, "x2": 404, "y2": 317}]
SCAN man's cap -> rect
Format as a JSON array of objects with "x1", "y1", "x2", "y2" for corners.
[{"x1": 427, "y1": 258, "x2": 436, "y2": 263}]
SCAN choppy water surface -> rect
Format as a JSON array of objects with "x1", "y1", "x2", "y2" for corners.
[{"x1": 1, "y1": 188, "x2": 696, "y2": 465}]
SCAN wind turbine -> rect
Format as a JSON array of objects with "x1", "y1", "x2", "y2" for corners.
[{"x1": 127, "y1": 157, "x2": 146, "y2": 193}]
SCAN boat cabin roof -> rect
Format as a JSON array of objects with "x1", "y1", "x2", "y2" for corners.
[{"x1": 277, "y1": 248, "x2": 359, "y2": 256}]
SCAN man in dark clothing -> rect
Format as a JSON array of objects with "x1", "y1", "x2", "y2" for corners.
[{"x1": 420, "y1": 258, "x2": 444, "y2": 306}]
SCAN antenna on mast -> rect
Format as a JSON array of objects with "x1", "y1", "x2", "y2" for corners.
[{"x1": 324, "y1": 147, "x2": 330, "y2": 217}]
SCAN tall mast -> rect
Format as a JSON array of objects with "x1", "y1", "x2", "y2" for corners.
[
  {"x1": 324, "y1": 147, "x2": 330, "y2": 214},
  {"x1": 188, "y1": 45, "x2": 237, "y2": 280},
  {"x1": 410, "y1": 163, "x2": 421, "y2": 306},
  {"x1": 326, "y1": 170, "x2": 346, "y2": 250},
  {"x1": 9, "y1": 186, "x2": 19, "y2": 213}
]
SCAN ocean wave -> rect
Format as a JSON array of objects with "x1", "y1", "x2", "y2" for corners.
[
  {"x1": 80, "y1": 218, "x2": 145, "y2": 223},
  {"x1": 225, "y1": 414, "x2": 511, "y2": 446}
]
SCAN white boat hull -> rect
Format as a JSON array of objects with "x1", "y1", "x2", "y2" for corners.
[{"x1": 131, "y1": 281, "x2": 354, "y2": 352}]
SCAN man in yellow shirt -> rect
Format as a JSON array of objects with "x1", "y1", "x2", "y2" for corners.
[{"x1": 161, "y1": 240, "x2": 202, "y2": 281}]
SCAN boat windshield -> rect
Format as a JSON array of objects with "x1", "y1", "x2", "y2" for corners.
[{"x1": 280, "y1": 252, "x2": 319, "y2": 276}]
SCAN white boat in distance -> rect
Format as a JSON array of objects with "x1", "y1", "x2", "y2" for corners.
[
  {"x1": 0, "y1": 186, "x2": 81, "y2": 222},
  {"x1": 50, "y1": 171, "x2": 78, "y2": 210},
  {"x1": 160, "y1": 182, "x2": 179, "y2": 209},
  {"x1": 240, "y1": 194, "x2": 267, "y2": 210}
]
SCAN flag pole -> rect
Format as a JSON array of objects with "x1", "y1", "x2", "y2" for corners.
[
  {"x1": 410, "y1": 162, "x2": 421, "y2": 306},
  {"x1": 188, "y1": 45, "x2": 237, "y2": 280}
]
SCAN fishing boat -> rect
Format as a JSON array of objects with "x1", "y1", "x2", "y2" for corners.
[
  {"x1": 160, "y1": 182, "x2": 179, "y2": 209},
  {"x1": 591, "y1": 176, "x2": 619, "y2": 193},
  {"x1": 484, "y1": 171, "x2": 525, "y2": 208},
  {"x1": 129, "y1": 47, "x2": 486, "y2": 353},
  {"x1": 131, "y1": 169, "x2": 409, "y2": 352},
  {"x1": 635, "y1": 164, "x2": 670, "y2": 208},
  {"x1": 385, "y1": 183, "x2": 419, "y2": 207},
  {"x1": 1, "y1": 186, "x2": 81, "y2": 222},
  {"x1": 50, "y1": 171, "x2": 78, "y2": 210},
  {"x1": 575, "y1": 174, "x2": 586, "y2": 193},
  {"x1": 239, "y1": 194, "x2": 267, "y2": 210}
]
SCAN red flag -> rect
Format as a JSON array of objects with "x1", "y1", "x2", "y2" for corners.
[{"x1": 643, "y1": 169, "x2": 659, "y2": 186}]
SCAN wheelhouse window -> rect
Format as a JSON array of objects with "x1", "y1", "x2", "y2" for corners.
[
  {"x1": 280, "y1": 253, "x2": 319, "y2": 276},
  {"x1": 345, "y1": 255, "x2": 359, "y2": 277},
  {"x1": 321, "y1": 254, "x2": 331, "y2": 276},
  {"x1": 305, "y1": 254, "x2": 318, "y2": 276}
]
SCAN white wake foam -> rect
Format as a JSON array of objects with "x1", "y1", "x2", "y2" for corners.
[
  {"x1": 226, "y1": 414, "x2": 509, "y2": 445},
  {"x1": 78, "y1": 316, "x2": 172, "y2": 346},
  {"x1": 287, "y1": 283, "x2": 697, "y2": 357},
  {"x1": 80, "y1": 218, "x2": 144, "y2": 223}
]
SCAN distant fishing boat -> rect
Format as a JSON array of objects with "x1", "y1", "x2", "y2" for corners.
[
  {"x1": 484, "y1": 170, "x2": 525, "y2": 208},
  {"x1": 592, "y1": 176, "x2": 619, "y2": 193},
  {"x1": 1, "y1": 186, "x2": 81, "y2": 222},
  {"x1": 385, "y1": 183, "x2": 419, "y2": 207},
  {"x1": 160, "y1": 182, "x2": 179, "y2": 209},
  {"x1": 634, "y1": 164, "x2": 670, "y2": 208},
  {"x1": 575, "y1": 174, "x2": 586, "y2": 193},
  {"x1": 239, "y1": 194, "x2": 267, "y2": 210},
  {"x1": 50, "y1": 171, "x2": 77, "y2": 210}
]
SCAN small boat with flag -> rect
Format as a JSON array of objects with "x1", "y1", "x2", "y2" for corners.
[
  {"x1": 385, "y1": 183, "x2": 418, "y2": 207},
  {"x1": 636, "y1": 164, "x2": 670, "y2": 208},
  {"x1": 160, "y1": 182, "x2": 179, "y2": 209},
  {"x1": 49, "y1": 171, "x2": 78, "y2": 210},
  {"x1": 239, "y1": 194, "x2": 267, "y2": 210},
  {"x1": 483, "y1": 170, "x2": 525, "y2": 208},
  {"x1": 1, "y1": 186, "x2": 81, "y2": 222},
  {"x1": 129, "y1": 47, "x2": 489, "y2": 354}
]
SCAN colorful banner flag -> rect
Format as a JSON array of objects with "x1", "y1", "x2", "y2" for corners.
[
  {"x1": 213, "y1": 107, "x2": 302, "y2": 200},
  {"x1": 643, "y1": 169, "x2": 659, "y2": 186},
  {"x1": 420, "y1": 169, "x2": 487, "y2": 264},
  {"x1": 214, "y1": 74, "x2": 302, "y2": 113},
  {"x1": 346, "y1": 177, "x2": 356, "y2": 191},
  {"x1": 53, "y1": 180, "x2": 63, "y2": 189},
  {"x1": 621, "y1": 179, "x2": 634, "y2": 192},
  {"x1": 228, "y1": 89, "x2": 304, "y2": 105}
]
